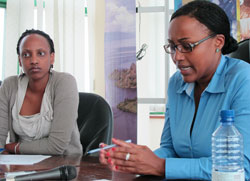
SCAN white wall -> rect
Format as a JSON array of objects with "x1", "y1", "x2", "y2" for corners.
[
  {"x1": 136, "y1": 0, "x2": 171, "y2": 150},
  {"x1": 92, "y1": 0, "x2": 105, "y2": 97},
  {"x1": 137, "y1": 104, "x2": 165, "y2": 150}
]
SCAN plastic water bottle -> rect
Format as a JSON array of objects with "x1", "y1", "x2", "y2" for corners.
[{"x1": 212, "y1": 110, "x2": 244, "y2": 181}]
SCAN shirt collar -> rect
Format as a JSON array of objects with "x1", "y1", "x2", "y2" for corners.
[{"x1": 177, "y1": 55, "x2": 227, "y2": 95}]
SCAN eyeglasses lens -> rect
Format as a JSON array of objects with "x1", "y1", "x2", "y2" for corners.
[{"x1": 164, "y1": 43, "x2": 192, "y2": 54}]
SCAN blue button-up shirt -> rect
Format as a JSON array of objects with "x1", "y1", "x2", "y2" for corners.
[{"x1": 154, "y1": 55, "x2": 250, "y2": 180}]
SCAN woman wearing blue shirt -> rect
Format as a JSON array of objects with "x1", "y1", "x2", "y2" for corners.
[{"x1": 99, "y1": 1, "x2": 250, "y2": 180}]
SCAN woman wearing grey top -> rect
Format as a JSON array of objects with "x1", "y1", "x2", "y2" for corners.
[{"x1": 0, "y1": 29, "x2": 82, "y2": 155}]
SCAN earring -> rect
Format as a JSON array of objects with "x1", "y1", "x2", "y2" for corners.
[
  {"x1": 216, "y1": 48, "x2": 220, "y2": 53},
  {"x1": 49, "y1": 64, "x2": 54, "y2": 73}
]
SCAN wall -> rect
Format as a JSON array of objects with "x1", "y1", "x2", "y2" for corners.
[{"x1": 93, "y1": 0, "x2": 105, "y2": 97}]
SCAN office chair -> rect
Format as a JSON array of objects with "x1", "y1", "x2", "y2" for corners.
[
  {"x1": 228, "y1": 38, "x2": 250, "y2": 63},
  {"x1": 77, "y1": 92, "x2": 113, "y2": 156}
]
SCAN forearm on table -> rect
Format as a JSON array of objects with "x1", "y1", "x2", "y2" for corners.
[
  {"x1": 164, "y1": 157, "x2": 212, "y2": 180},
  {"x1": 19, "y1": 135, "x2": 71, "y2": 155}
]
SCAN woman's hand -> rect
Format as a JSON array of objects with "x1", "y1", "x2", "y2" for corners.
[
  {"x1": 103, "y1": 138, "x2": 165, "y2": 176},
  {"x1": 0, "y1": 150, "x2": 9, "y2": 154},
  {"x1": 5, "y1": 142, "x2": 20, "y2": 154}
]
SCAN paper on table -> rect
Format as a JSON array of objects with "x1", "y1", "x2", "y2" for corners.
[
  {"x1": 5, "y1": 171, "x2": 37, "y2": 178},
  {"x1": 0, "y1": 155, "x2": 51, "y2": 165}
]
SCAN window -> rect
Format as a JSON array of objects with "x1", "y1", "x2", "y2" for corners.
[
  {"x1": 136, "y1": 0, "x2": 175, "y2": 102},
  {"x1": 0, "y1": 7, "x2": 5, "y2": 81},
  {"x1": 84, "y1": 0, "x2": 90, "y2": 91},
  {"x1": 136, "y1": 0, "x2": 176, "y2": 149},
  {"x1": 2, "y1": 1, "x2": 91, "y2": 91}
]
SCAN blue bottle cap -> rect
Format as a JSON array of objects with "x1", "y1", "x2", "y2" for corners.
[{"x1": 220, "y1": 110, "x2": 234, "y2": 122}]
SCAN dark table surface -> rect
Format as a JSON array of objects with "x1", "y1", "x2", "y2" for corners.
[{"x1": 0, "y1": 155, "x2": 168, "y2": 180}]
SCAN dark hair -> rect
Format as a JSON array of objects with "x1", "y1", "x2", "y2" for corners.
[
  {"x1": 171, "y1": 1, "x2": 238, "y2": 55},
  {"x1": 16, "y1": 29, "x2": 55, "y2": 55}
]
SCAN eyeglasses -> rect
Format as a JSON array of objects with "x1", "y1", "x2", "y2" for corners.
[{"x1": 163, "y1": 34, "x2": 216, "y2": 54}]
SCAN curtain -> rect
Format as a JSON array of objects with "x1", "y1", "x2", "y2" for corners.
[
  {"x1": 0, "y1": 0, "x2": 6, "y2": 8},
  {"x1": 4, "y1": 0, "x2": 94, "y2": 92}
]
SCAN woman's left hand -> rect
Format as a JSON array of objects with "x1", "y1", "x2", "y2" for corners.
[{"x1": 106, "y1": 138, "x2": 165, "y2": 176}]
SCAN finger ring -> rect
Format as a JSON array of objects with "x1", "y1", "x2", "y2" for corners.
[{"x1": 125, "y1": 152, "x2": 130, "y2": 161}]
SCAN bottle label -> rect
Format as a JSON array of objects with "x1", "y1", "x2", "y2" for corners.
[{"x1": 212, "y1": 170, "x2": 245, "y2": 181}]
